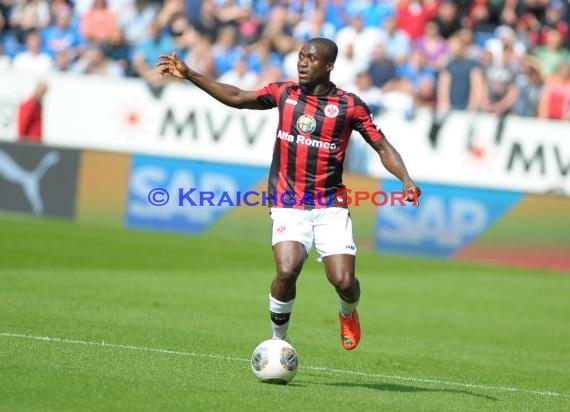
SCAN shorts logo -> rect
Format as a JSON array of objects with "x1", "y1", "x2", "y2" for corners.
[
  {"x1": 276, "y1": 225, "x2": 286, "y2": 234},
  {"x1": 324, "y1": 104, "x2": 339, "y2": 118},
  {"x1": 346, "y1": 245, "x2": 356, "y2": 250},
  {"x1": 296, "y1": 115, "x2": 316, "y2": 134}
]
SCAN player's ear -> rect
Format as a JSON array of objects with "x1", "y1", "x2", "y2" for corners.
[{"x1": 326, "y1": 62, "x2": 334, "y2": 73}]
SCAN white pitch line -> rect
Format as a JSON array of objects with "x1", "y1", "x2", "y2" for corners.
[{"x1": 1, "y1": 332, "x2": 567, "y2": 399}]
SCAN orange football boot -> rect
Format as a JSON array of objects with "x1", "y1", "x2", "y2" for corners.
[{"x1": 339, "y1": 307, "x2": 361, "y2": 350}]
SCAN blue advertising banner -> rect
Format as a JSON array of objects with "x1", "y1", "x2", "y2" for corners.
[
  {"x1": 126, "y1": 155, "x2": 268, "y2": 234},
  {"x1": 376, "y1": 180, "x2": 524, "y2": 258}
]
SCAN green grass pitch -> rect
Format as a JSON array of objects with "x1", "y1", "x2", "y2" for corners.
[{"x1": 0, "y1": 213, "x2": 569, "y2": 411}]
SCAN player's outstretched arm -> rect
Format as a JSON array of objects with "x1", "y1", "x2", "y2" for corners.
[
  {"x1": 373, "y1": 138, "x2": 421, "y2": 204},
  {"x1": 156, "y1": 52, "x2": 264, "y2": 110}
]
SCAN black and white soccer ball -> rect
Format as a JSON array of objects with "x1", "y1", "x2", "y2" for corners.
[{"x1": 251, "y1": 339, "x2": 299, "y2": 384}]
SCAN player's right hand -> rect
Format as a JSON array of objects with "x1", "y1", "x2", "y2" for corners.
[{"x1": 156, "y1": 52, "x2": 188, "y2": 80}]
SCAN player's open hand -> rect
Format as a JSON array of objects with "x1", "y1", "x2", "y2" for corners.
[
  {"x1": 156, "y1": 52, "x2": 188, "y2": 80},
  {"x1": 403, "y1": 179, "x2": 421, "y2": 206}
]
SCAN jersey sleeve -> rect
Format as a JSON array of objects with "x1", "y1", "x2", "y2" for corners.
[
  {"x1": 255, "y1": 82, "x2": 285, "y2": 109},
  {"x1": 350, "y1": 95, "x2": 385, "y2": 146}
]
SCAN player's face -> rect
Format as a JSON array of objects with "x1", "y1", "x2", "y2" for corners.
[{"x1": 297, "y1": 44, "x2": 332, "y2": 85}]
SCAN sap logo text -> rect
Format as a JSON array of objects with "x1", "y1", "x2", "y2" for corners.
[
  {"x1": 376, "y1": 181, "x2": 523, "y2": 258},
  {"x1": 381, "y1": 197, "x2": 487, "y2": 248}
]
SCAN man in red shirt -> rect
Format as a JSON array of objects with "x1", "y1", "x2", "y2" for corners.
[
  {"x1": 157, "y1": 38, "x2": 420, "y2": 351},
  {"x1": 18, "y1": 81, "x2": 48, "y2": 143}
]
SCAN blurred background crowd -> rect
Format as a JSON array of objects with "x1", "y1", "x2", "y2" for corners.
[{"x1": 1, "y1": 0, "x2": 570, "y2": 121}]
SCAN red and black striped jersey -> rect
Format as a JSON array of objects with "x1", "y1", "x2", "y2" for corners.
[{"x1": 255, "y1": 81, "x2": 385, "y2": 209}]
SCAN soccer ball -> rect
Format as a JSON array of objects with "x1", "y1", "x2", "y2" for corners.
[{"x1": 251, "y1": 339, "x2": 299, "y2": 384}]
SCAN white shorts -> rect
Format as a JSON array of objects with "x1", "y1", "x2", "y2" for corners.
[{"x1": 270, "y1": 207, "x2": 357, "y2": 258}]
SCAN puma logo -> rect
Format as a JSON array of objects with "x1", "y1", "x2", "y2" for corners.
[{"x1": 0, "y1": 149, "x2": 60, "y2": 215}]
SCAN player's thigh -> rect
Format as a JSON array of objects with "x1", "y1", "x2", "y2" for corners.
[
  {"x1": 312, "y1": 207, "x2": 357, "y2": 258},
  {"x1": 272, "y1": 241, "x2": 307, "y2": 278},
  {"x1": 270, "y1": 207, "x2": 313, "y2": 257}
]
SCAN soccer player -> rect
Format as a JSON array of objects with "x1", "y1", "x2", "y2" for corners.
[{"x1": 156, "y1": 38, "x2": 420, "y2": 350}]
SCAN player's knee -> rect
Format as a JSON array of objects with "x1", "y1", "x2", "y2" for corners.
[
  {"x1": 275, "y1": 259, "x2": 302, "y2": 283},
  {"x1": 332, "y1": 272, "x2": 355, "y2": 294}
]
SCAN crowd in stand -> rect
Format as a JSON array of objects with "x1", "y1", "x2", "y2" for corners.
[{"x1": 1, "y1": 0, "x2": 570, "y2": 121}]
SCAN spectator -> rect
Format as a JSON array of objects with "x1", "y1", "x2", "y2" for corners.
[
  {"x1": 523, "y1": 0, "x2": 550, "y2": 23},
  {"x1": 155, "y1": 0, "x2": 185, "y2": 30},
  {"x1": 527, "y1": 0, "x2": 569, "y2": 48},
  {"x1": 217, "y1": 57, "x2": 258, "y2": 89},
  {"x1": 457, "y1": 27, "x2": 484, "y2": 60},
  {"x1": 532, "y1": 28, "x2": 569, "y2": 74},
  {"x1": 215, "y1": 0, "x2": 258, "y2": 45},
  {"x1": 42, "y1": 10, "x2": 84, "y2": 59},
  {"x1": 192, "y1": 0, "x2": 221, "y2": 42},
  {"x1": 53, "y1": 50, "x2": 72, "y2": 71},
  {"x1": 120, "y1": 0, "x2": 158, "y2": 46},
  {"x1": 18, "y1": 81, "x2": 48, "y2": 143},
  {"x1": 49, "y1": 0, "x2": 73, "y2": 21},
  {"x1": 467, "y1": 0, "x2": 518, "y2": 42},
  {"x1": 481, "y1": 46, "x2": 519, "y2": 142},
  {"x1": 132, "y1": 21, "x2": 175, "y2": 82},
  {"x1": 167, "y1": 14, "x2": 192, "y2": 49},
  {"x1": 183, "y1": 32, "x2": 217, "y2": 79},
  {"x1": 102, "y1": 24, "x2": 132, "y2": 75},
  {"x1": 324, "y1": 0, "x2": 350, "y2": 32},
  {"x1": 538, "y1": 61, "x2": 570, "y2": 120},
  {"x1": 512, "y1": 55, "x2": 545, "y2": 117},
  {"x1": 331, "y1": 42, "x2": 364, "y2": 88},
  {"x1": 412, "y1": 20, "x2": 449, "y2": 71},
  {"x1": 11, "y1": 31, "x2": 54, "y2": 76},
  {"x1": 434, "y1": 0, "x2": 462, "y2": 39},
  {"x1": 380, "y1": 15, "x2": 411, "y2": 66},
  {"x1": 481, "y1": 46, "x2": 519, "y2": 116},
  {"x1": 212, "y1": 25, "x2": 244, "y2": 76},
  {"x1": 361, "y1": 0, "x2": 395, "y2": 29},
  {"x1": 336, "y1": 14, "x2": 383, "y2": 72},
  {"x1": 81, "y1": 0, "x2": 118, "y2": 44},
  {"x1": 485, "y1": 25, "x2": 527, "y2": 66},
  {"x1": 396, "y1": 48, "x2": 437, "y2": 107},
  {"x1": 71, "y1": 45, "x2": 125, "y2": 77},
  {"x1": 367, "y1": 43, "x2": 397, "y2": 89},
  {"x1": 9, "y1": 0, "x2": 50, "y2": 43},
  {"x1": 346, "y1": 71, "x2": 384, "y2": 114},
  {"x1": 293, "y1": 7, "x2": 335, "y2": 42},
  {"x1": 436, "y1": 34, "x2": 484, "y2": 114},
  {"x1": 397, "y1": 0, "x2": 439, "y2": 41},
  {"x1": 246, "y1": 38, "x2": 282, "y2": 75},
  {"x1": 259, "y1": 5, "x2": 295, "y2": 55}
]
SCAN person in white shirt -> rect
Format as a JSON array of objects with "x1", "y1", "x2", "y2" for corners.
[
  {"x1": 217, "y1": 58, "x2": 259, "y2": 90},
  {"x1": 12, "y1": 31, "x2": 54, "y2": 76}
]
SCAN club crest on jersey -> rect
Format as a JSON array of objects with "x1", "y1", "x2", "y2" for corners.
[
  {"x1": 296, "y1": 115, "x2": 316, "y2": 134},
  {"x1": 324, "y1": 104, "x2": 339, "y2": 118}
]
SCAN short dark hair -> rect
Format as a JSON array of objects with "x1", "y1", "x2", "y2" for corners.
[{"x1": 306, "y1": 38, "x2": 338, "y2": 64}]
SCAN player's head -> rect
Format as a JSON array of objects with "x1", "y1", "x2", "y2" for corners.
[{"x1": 297, "y1": 38, "x2": 338, "y2": 86}]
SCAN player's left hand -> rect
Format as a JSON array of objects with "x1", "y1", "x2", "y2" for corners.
[{"x1": 403, "y1": 179, "x2": 421, "y2": 206}]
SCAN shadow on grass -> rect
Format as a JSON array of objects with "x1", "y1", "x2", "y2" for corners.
[{"x1": 326, "y1": 382, "x2": 498, "y2": 401}]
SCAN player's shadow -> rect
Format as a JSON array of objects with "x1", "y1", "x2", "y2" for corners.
[{"x1": 327, "y1": 382, "x2": 498, "y2": 401}]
